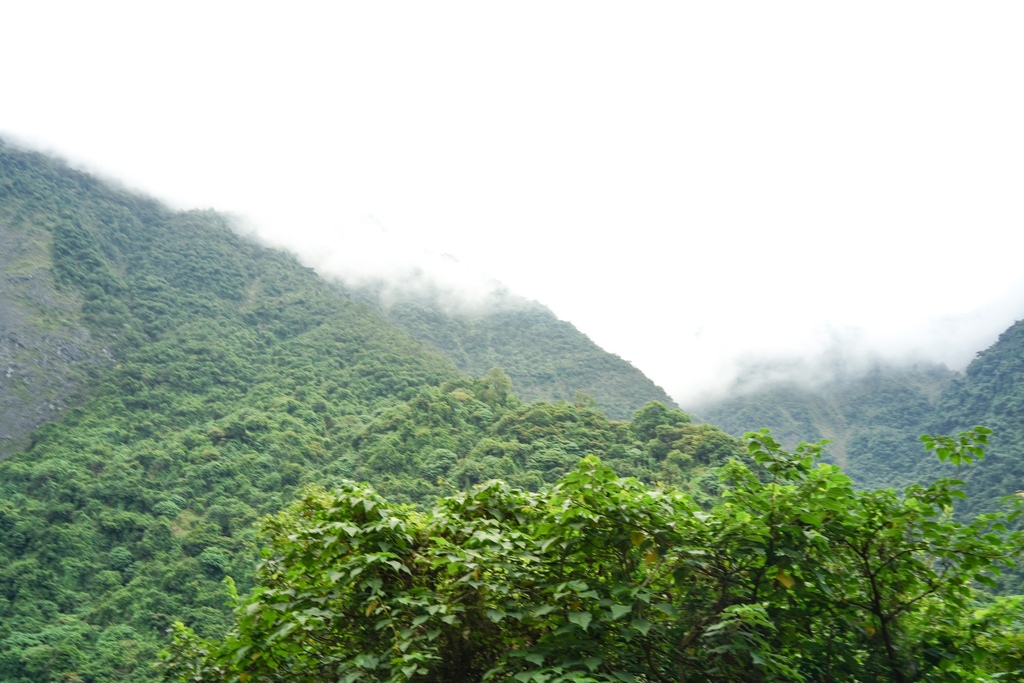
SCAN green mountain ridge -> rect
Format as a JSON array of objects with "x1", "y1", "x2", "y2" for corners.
[
  {"x1": 694, "y1": 360, "x2": 955, "y2": 486},
  {"x1": 694, "y1": 330, "x2": 1024, "y2": 522},
  {"x1": 0, "y1": 140, "x2": 719, "y2": 682},
  {"x1": 346, "y1": 281, "x2": 677, "y2": 420},
  {"x1": 0, "y1": 215, "x2": 111, "y2": 458},
  {"x1": 933, "y1": 318, "x2": 1024, "y2": 520},
  {"x1": 3, "y1": 138, "x2": 1023, "y2": 681}
]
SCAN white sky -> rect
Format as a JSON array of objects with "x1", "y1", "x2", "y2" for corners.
[{"x1": 3, "y1": 2, "x2": 1023, "y2": 406}]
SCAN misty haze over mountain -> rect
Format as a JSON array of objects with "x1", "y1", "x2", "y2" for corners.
[
  {"x1": 253, "y1": 215, "x2": 1024, "y2": 408},
  {"x1": 4, "y1": 3, "x2": 1023, "y2": 408},
  {"x1": 7, "y1": 128, "x2": 1024, "y2": 683},
  {"x1": 7, "y1": 131, "x2": 1021, "y2": 410}
]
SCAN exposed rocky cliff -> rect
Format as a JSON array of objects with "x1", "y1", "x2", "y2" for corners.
[{"x1": 0, "y1": 219, "x2": 108, "y2": 458}]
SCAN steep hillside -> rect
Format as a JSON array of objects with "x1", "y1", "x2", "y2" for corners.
[
  {"x1": 693, "y1": 361, "x2": 956, "y2": 489},
  {"x1": 0, "y1": 216, "x2": 109, "y2": 458},
  {"x1": 0, "y1": 141, "x2": 719, "y2": 682},
  {"x1": 695, "y1": 326, "x2": 1024, "y2": 520},
  {"x1": 0, "y1": 141, "x2": 460, "y2": 681},
  {"x1": 934, "y1": 319, "x2": 1024, "y2": 518},
  {"x1": 350, "y1": 284, "x2": 677, "y2": 420}
]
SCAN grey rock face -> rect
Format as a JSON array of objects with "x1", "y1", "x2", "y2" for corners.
[{"x1": 0, "y1": 221, "x2": 107, "y2": 458}]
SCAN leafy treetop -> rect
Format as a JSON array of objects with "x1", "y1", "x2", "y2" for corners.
[{"x1": 160, "y1": 428, "x2": 1024, "y2": 683}]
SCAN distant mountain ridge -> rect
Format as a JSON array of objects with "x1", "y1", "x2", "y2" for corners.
[
  {"x1": 4, "y1": 137, "x2": 1024, "y2": 679},
  {"x1": 0, "y1": 140, "x2": 671, "y2": 458},
  {"x1": 0, "y1": 139, "x2": 704, "y2": 681},
  {"x1": 695, "y1": 326, "x2": 1024, "y2": 519},
  {"x1": 693, "y1": 360, "x2": 955, "y2": 488},
  {"x1": 0, "y1": 216, "x2": 110, "y2": 457},
  {"x1": 933, "y1": 318, "x2": 1024, "y2": 519},
  {"x1": 345, "y1": 282, "x2": 677, "y2": 420}
]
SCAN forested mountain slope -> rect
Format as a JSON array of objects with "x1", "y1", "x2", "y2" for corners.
[
  {"x1": 696, "y1": 325, "x2": 1024, "y2": 521},
  {"x1": 349, "y1": 284, "x2": 677, "y2": 420},
  {"x1": 0, "y1": 141, "x2": 734, "y2": 682},
  {"x1": 694, "y1": 361, "x2": 955, "y2": 490},
  {"x1": 0, "y1": 213, "x2": 110, "y2": 458},
  {"x1": 0, "y1": 141, "x2": 458, "y2": 456},
  {"x1": 934, "y1": 319, "x2": 1024, "y2": 519},
  {"x1": 0, "y1": 140, "x2": 464, "y2": 681},
  {"x1": 4, "y1": 138, "x2": 1021, "y2": 682}
]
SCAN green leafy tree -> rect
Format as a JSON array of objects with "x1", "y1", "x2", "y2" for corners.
[{"x1": 159, "y1": 429, "x2": 1024, "y2": 682}]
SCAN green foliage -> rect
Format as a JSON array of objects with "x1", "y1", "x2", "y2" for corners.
[
  {"x1": 336, "y1": 387, "x2": 736, "y2": 507},
  {"x1": 0, "y1": 133, "x2": 736, "y2": 682},
  {"x1": 160, "y1": 432, "x2": 1024, "y2": 682},
  {"x1": 0, "y1": 140, "x2": 463, "y2": 681},
  {"x1": 694, "y1": 361, "x2": 955, "y2": 490},
  {"x1": 359, "y1": 286, "x2": 677, "y2": 420},
  {"x1": 936, "y1": 321, "x2": 1024, "y2": 521}
]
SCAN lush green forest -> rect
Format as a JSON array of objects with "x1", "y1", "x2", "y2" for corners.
[
  {"x1": 694, "y1": 361, "x2": 955, "y2": 490},
  {"x1": 348, "y1": 283, "x2": 676, "y2": 420},
  {"x1": 162, "y1": 433, "x2": 1024, "y2": 682},
  {"x1": 0, "y1": 140, "x2": 458, "y2": 681},
  {"x1": 0, "y1": 142, "x2": 736, "y2": 681},
  {"x1": 2, "y1": 139, "x2": 1024, "y2": 681},
  {"x1": 695, "y1": 332, "x2": 1024, "y2": 525},
  {"x1": 934, "y1": 320, "x2": 1024, "y2": 520}
]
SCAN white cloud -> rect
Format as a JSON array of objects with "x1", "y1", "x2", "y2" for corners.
[{"x1": 3, "y1": 2, "x2": 1023, "y2": 407}]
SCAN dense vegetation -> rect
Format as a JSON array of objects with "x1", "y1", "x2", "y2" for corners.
[
  {"x1": 0, "y1": 140, "x2": 463, "y2": 681},
  {"x1": 351, "y1": 284, "x2": 676, "y2": 420},
  {"x1": 695, "y1": 361, "x2": 954, "y2": 491},
  {"x1": 0, "y1": 142, "x2": 737, "y2": 682},
  {"x1": 695, "y1": 330, "x2": 1024, "y2": 530},
  {"x1": 329, "y1": 372, "x2": 736, "y2": 507},
  {"x1": 935, "y1": 320, "x2": 1024, "y2": 521},
  {"x1": 3, "y1": 140, "x2": 1024, "y2": 681},
  {"x1": 161, "y1": 431, "x2": 1024, "y2": 682}
]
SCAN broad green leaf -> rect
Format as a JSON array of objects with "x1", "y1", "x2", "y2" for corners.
[
  {"x1": 631, "y1": 618, "x2": 652, "y2": 635},
  {"x1": 532, "y1": 604, "x2": 557, "y2": 618},
  {"x1": 609, "y1": 603, "x2": 632, "y2": 620},
  {"x1": 798, "y1": 512, "x2": 823, "y2": 526},
  {"x1": 568, "y1": 611, "x2": 592, "y2": 631}
]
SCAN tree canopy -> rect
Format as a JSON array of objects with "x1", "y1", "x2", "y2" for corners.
[
  {"x1": 362, "y1": 289, "x2": 678, "y2": 420},
  {"x1": 160, "y1": 429, "x2": 1024, "y2": 682}
]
